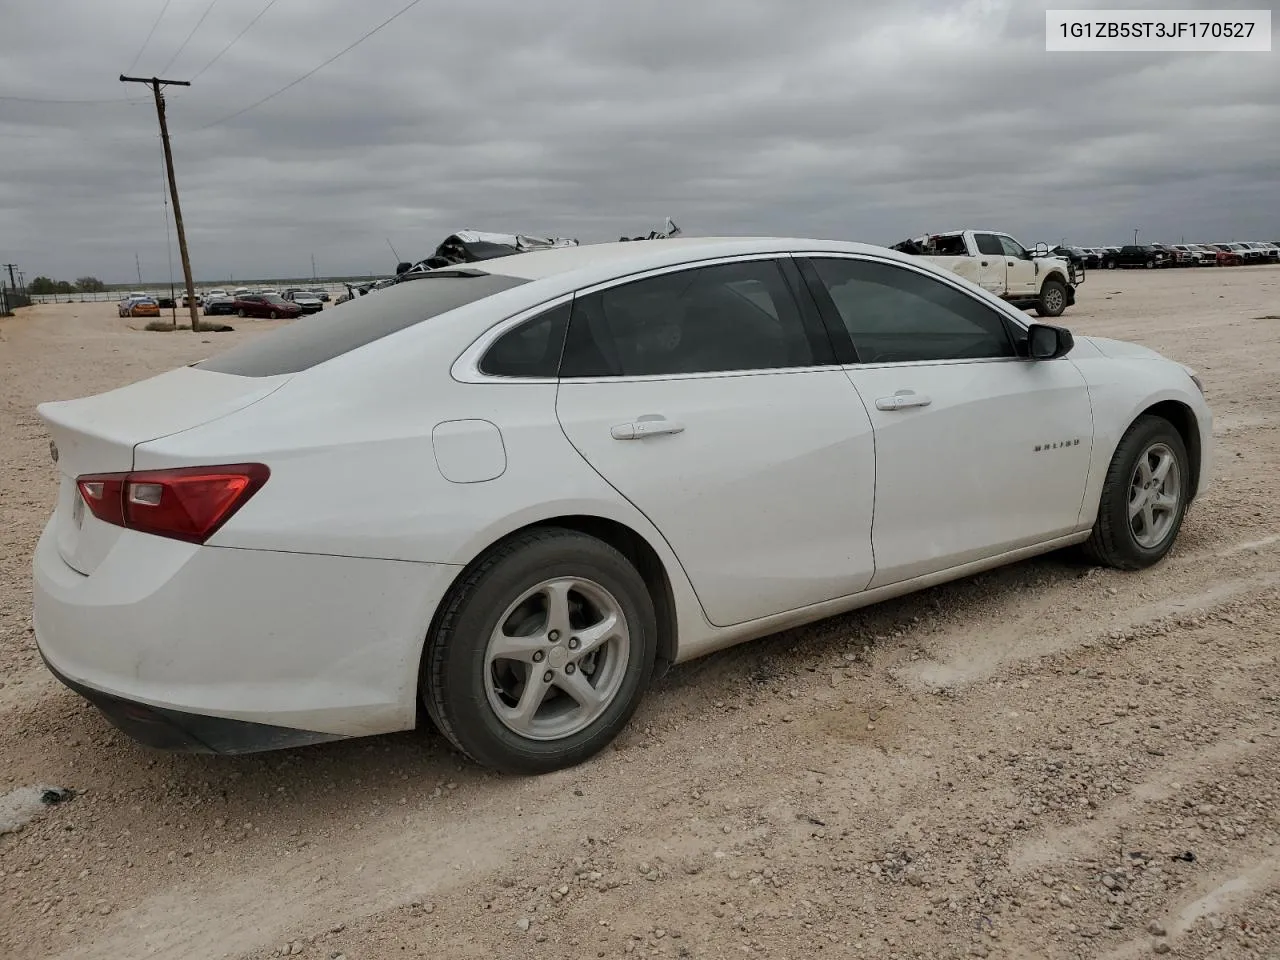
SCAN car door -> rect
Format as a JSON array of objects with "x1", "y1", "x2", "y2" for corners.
[
  {"x1": 798, "y1": 255, "x2": 1094, "y2": 588},
  {"x1": 554, "y1": 256, "x2": 877, "y2": 628},
  {"x1": 971, "y1": 233, "x2": 1009, "y2": 294},
  {"x1": 998, "y1": 235, "x2": 1038, "y2": 296}
]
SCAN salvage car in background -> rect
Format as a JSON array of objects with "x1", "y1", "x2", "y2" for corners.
[
  {"x1": 117, "y1": 296, "x2": 160, "y2": 318},
  {"x1": 230, "y1": 293, "x2": 303, "y2": 320},
  {"x1": 891, "y1": 229, "x2": 1080, "y2": 317},
  {"x1": 203, "y1": 295, "x2": 236, "y2": 316},
  {"x1": 33, "y1": 237, "x2": 1211, "y2": 774},
  {"x1": 283, "y1": 289, "x2": 323, "y2": 314},
  {"x1": 1115, "y1": 245, "x2": 1168, "y2": 269}
]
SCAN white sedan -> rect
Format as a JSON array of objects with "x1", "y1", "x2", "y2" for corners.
[{"x1": 33, "y1": 238, "x2": 1212, "y2": 773}]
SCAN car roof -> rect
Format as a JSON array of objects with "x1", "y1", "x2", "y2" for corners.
[{"x1": 472, "y1": 236, "x2": 902, "y2": 284}]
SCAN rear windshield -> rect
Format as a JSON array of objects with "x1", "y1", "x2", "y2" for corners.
[{"x1": 196, "y1": 273, "x2": 527, "y2": 377}]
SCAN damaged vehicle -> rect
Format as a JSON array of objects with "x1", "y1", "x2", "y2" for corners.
[
  {"x1": 891, "y1": 230, "x2": 1081, "y2": 318},
  {"x1": 394, "y1": 230, "x2": 581, "y2": 277}
]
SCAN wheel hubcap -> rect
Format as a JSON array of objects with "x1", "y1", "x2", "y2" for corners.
[
  {"x1": 1128, "y1": 442, "x2": 1181, "y2": 549},
  {"x1": 1046, "y1": 289, "x2": 1063, "y2": 311},
  {"x1": 484, "y1": 577, "x2": 630, "y2": 741}
]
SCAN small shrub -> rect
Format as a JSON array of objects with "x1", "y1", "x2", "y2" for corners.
[{"x1": 142, "y1": 321, "x2": 235, "y2": 332}]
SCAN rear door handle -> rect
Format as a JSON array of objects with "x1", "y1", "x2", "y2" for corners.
[
  {"x1": 875, "y1": 391, "x2": 932, "y2": 412},
  {"x1": 611, "y1": 416, "x2": 685, "y2": 440}
]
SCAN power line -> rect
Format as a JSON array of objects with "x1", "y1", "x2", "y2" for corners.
[
  {"x1": 194, "y1": 0, "x2": 426, "y2": 131},
  {"x1": 189, "y1": 0, "x2": 284, "y2": 81},
  {"x1": 0, "y1": 94, "x2": 149, "y2": 104},
  {"x1": 160, "y1": 0, "x2": 222, "y2": 76},
  {"x1": 126, "y1": 0, "x2": 176, "y2": 76}
]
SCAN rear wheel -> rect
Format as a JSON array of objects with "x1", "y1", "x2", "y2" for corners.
[
  {"x1": 1081, "y1": 416, "x2": 1189, "y2": 570},
  {"x1": 423, "y1": 528, "x2": 657, "y2": 774},
  {"x1": 269, "y1": 310, "x2": 278, "y2": 319}
]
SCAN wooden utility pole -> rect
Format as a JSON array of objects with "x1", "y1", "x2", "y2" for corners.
[{"x1": 120, "y1": 74, "x2": 201, "y2": 332}]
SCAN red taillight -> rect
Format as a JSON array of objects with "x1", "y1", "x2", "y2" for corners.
[{"x1": 76, "y1": 464, "x2": 269, "y2": 544}]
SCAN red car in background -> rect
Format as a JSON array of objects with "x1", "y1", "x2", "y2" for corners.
[
  {"x1": 230, "y1": 293, "x2": 303, "y2": 320},
  {"x1": 1201, "y1": 244, "x2": 1243, "y2": 266}
]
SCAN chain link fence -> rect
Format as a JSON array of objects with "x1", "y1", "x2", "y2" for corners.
[{"x1": 1, "y1": 286, "x2": 32, "y2": 315}]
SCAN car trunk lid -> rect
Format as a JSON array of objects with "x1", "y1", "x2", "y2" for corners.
[{"x1": 38, "y1": 365, "x2": 290, "y2": 575}]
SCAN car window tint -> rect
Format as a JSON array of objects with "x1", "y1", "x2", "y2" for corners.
[
  {"x1": 973, "y1": 233, "x2": 1004, "y2": 256},
  {"x1": 998, "y1": 236, "x2": 1026, "y2": 259},
  {"x1": 479, "y1": 302, "x2": 570, "y2": 378},
  {"x1": 198, "y1": 273, "x2": 529, "y2": 377},
  {"x1": 808, "y1": 258, "x2": 1016, "y2": 364},
  {"x1": 560, "y1": 260, "x2": 815, "y2": 377}
]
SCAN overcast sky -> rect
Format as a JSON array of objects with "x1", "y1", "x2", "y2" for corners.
[{"x1": 2, "y1": 0, "x2": 1276, "y2": 284}]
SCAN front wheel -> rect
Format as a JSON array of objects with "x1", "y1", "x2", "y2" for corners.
[
  {"x1": 1035, "y1": 278, "x2": 1068, "y2": 318},
  {"x1": 1081, "y1": 416, "x2": 1189, "y2": 570},
  {"x1": 423, "y1": 528, "x2": 657, "y2": 774},
  {"x1": 1105, "y1": 260, "x2": 1116, "y2": 269},
  {"x1": 1145, "y1": 259, "x2": 1156, "y2": 269},
  {"x1": 237, "y1": 308, "x2": 246, "y2": 318}
]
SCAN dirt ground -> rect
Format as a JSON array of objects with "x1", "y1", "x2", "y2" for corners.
[{"x1": 2, "y1": 266, "x2": 1279, "y2": 960}]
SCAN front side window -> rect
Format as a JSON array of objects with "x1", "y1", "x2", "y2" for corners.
[
  {"x1": 560, "y1": 259, "x2": 817, "y2": 377},
  {"x1": 808, "y1": 258, "x2": 1016, "y2": 364},
  {"x1": 998, "y1": 236, "x2": 1027, "y2": 259}
]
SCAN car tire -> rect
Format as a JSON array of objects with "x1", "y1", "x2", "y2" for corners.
[
  {"x1": 1081, "y1": 415, "x2": 1190, "y2": 571},
  {"x1": 269, "y1": 310, "x2": 278, "y2": 320},
  {"x1": 1035, "y1": 278, "x2": 1069, "y2": 318},
  {"x1": 1105, "y1": 260, "x2": 1116, "y2": 269},
  {"x1": 236, "y1": 308, "x2": 246, "y2": 318},
  {"x1": 1145, "y1": 259, "x2": 1156, "y2": 269},
  {"x1": 422, "y1": 527, "x2": 657, "y2": 775}
]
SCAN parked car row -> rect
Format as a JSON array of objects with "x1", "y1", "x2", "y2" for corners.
[
  {"x1": 199, "y1": 286, "x2": 331, "y2": 319},
  {"x1": 1052, "y1": 242, "x2": 1278, "y2": 270}
]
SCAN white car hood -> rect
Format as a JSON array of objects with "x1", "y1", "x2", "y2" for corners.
[{"x1": 1077, "y1": 336, "x2": 1166, "y2": 361}]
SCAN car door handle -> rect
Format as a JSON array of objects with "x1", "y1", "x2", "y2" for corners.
[
  {"x1": 610, "y1": 417, "x2": 685, "y2": 440},
  {"x1": 980, "y1": 260, "x2": 989, "y2": 266},
  {"x1": 875, "y1": 391, "x2": 932, "y2": 412}
]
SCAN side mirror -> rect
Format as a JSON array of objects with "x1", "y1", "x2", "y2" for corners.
[{"x1": 1027, "y1": 323, "x2": 1074, "y2": 360}]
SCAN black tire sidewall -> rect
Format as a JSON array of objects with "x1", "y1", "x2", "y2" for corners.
[
  {"x1": 1099, "y1": 418, "x2": 1190, "y2": 566},
  {"x1": 428, "y1": 532, "x2": 657, "y2": 774}
]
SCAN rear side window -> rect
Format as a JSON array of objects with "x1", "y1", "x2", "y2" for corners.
[
  {"x1": 197, "y1": 273, "x2": 528, "y2": 377},
  {"x1": 560, "y1": 259, "x2": 818, "y2": 378},
  {"x1": 479, "y1": 302, "x2": 570, "y2": 378}
]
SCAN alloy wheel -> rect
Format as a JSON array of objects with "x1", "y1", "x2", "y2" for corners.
[
  {"x1": 1128, "y1": 442, "x2": 1181, "y2": 549},
  {"x1": 483, "y1": 577, "x2": 630, "y2": 741}
]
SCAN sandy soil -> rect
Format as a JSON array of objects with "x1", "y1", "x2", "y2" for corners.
[{"x1": 2, "y1": 267, "x2": 1279, "y2": 960}]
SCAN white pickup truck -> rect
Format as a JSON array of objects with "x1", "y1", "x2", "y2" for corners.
[{"x1": 890, "y1": 229, "x2": 1082, "y2": 318}]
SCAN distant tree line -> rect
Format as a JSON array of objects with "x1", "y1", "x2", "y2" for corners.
[{"x1": 27, "y1": 276, "x2": 106, "y2": 294}]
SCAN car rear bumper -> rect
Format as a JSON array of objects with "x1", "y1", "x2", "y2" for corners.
[
  {"x1": 39, "y1": 650, "x2": 344, "y2": 753},
  {"x1": 32, "y1": 518, "x2": 458, "y2": 749}
]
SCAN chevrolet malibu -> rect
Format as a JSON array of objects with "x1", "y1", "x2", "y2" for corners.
[{"x1": 33, "y1": 238, "x2": 1212, "y2": 773}]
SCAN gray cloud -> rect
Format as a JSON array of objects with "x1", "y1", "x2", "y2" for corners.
[{"x1": 2, "y1": 0, "x2": 1276, "y2": 283}]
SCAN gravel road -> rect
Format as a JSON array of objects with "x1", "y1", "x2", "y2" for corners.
[{"x1": 2, "y1": 266, "x2": 1278, "y2": 960}]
